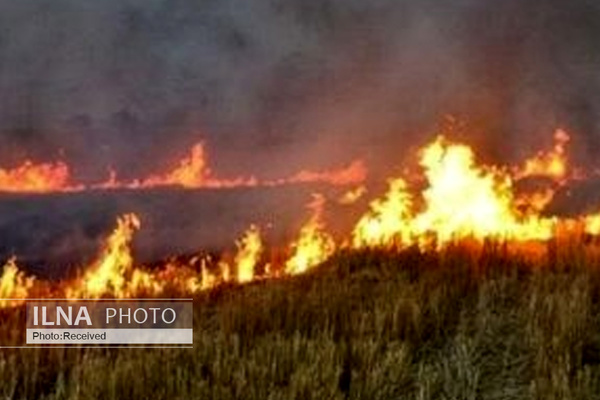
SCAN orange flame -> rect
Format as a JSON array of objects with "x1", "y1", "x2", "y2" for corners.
[
  {"x1": 352, "y1": 179, "x2": 412, "y2": 247},
  {"x1": 234, "y1": 225, "x2": 263, "y2": 283},
  {"x1": 338, "y1": 185, "x2": 367, "y2": 205},
  {"x1": 517, "y1": 129, "x2": 570, "y2": 181},
  {"x1": 0, "y1": 160, "x2": 74, "y2": 193},
  {"x1": 273, "y1": 160, "x2": 367, "y2": 186},
  {"x1": 6, "y1": 128, "x2": 600, "y2": 309},
  {"x1": 285, "y1": 195, "x2": 335, "y2": 275},
  {"x1": 67, "y1": 213, "x2": 162, "y2": 298},
  {"x1": 0, "y1": 257, "x2": 34, "y2": 308},
  {"x1": 139, "y1": 143, "x2": 212, "y2": 188},
  {"x1": 352, "y1": 136, "x2": 556, "y2": 249}
]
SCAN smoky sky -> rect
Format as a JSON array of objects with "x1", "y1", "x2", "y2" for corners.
[{"x1": 0, "y1": 0, "x2": 599, "y2": 181}]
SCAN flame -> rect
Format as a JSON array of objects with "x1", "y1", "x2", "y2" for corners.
[
  {"x1": 270, "y1": 160, "x2": 367, "y2": 187},
  {"x1": 234, "y1": 225, "x2": 263, "y2": 283},
  {"x1": 67, "y1": 213, "x2": 161, "y2": 298},
  {"x1": 517, "y1": 129, "x2": 570, "y2": 181},
  {"x1": 352, "y1": 136, "x2": 555, "y2": 249},
  {"x1": 338, "y1": 185, "x2": 367, "y2": 205},
  {"x1": 0, "y1": 257, "x2": 34, "y2": 308},
  {"x1": 140, "y1": 143, "x2": 211, "y2": 188},
  {"x1": 7, "y1": 128, "x2": 600, "y2": 310},
  {"x1": 352, "y1": 179, "x2": 412, "y2": 247},
  {"x1": 0, "y1": 160, "x2": 74, "y2": 193},
  {"x1": 412, "y1": 137, "x2": 554, "y2": 245},
  {"x1": 285, "y1": 195, "x2": 336, "y2": 275},
  {"x1": 585, "y1": 213, "x2": 600, "y2": 236}
]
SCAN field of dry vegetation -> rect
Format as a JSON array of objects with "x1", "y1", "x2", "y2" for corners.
[{"x1": 2, "y1": 240, "x2": 600, "y2": 399}]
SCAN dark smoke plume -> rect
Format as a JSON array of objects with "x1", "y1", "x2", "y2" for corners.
[{"x1": 1, "y1": 0, "x2": 600, "y2": 269}]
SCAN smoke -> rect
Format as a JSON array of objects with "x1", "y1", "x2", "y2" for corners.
[
  {"x1": 1, "y1": 0, "x2": 600, "y2": 268},
  {"x1": 0, "y1": 0, "x2": 599, "y2": 180}
]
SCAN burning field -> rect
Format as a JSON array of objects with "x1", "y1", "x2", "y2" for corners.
[
  {"x1": 3, "y1": 129, "x2": 600, "y2": 398},
  {"x1": 3, "y1": 0, "x2": 600, "y2": 398},
  {"x1": 1, "y1": 129, "x2": 598, "y2": 305}
]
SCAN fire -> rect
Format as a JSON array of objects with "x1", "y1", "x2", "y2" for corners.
[
  {"x1": 138, "y1": 143, "x2": 212, "y2": 188},
  {"x1": 234, "y1": 225, "x2": 263, "y2": 283},
  {"x1": 7, "y1": 127, "x2": 600, "y2": 309},
  {"x1": 352, "y1": 136, "x2": 555, "y2": 249},
  {"x1": 517, "y1": 129, "x2": 570, "y2": 181},
  {"x1": 67, "y1": 213, "x2": 161, "y2": 298},
  {"x1": 285, "y1": 195, "x2": 336, "y2": 275},
  {"x1": 352, "y1": 179, "x2": 412, "y2": 247},
  {"x1": 0, "y1": 160, "x2": 74, "y2": 193},
  {"x1": 412, "y1": 137, "x2": 554, "y2": 245},
  {"x1": 0, "y1": 257, "x2": 34, "y2": 308},
  {"x1": 585, "y1": 213, "x2": 600, "y2": 236},
  {"x1": 274, "y1": 160, "x2": 367, "y2": 186},
  {"x1": 338, "y1": 185, "x2": 366, "y2": 205}
]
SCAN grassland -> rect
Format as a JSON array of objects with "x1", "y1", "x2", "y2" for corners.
[{"x1": 2, "y1": 240, "x2": 600, "y2": 399}]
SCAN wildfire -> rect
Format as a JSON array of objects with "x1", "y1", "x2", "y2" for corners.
[
  {"x1": 67, "y1": 213, "x2": 161, "y2": 298},
  {"x1": 285, "y1": 195, "x2": 336, "y2": 275},
  {"x1": 352, "y1": 136, "x2": 555, "y2": 249},
  {"x1": 0, "y1": 160, "x2": 74, "y2": 193},
  {"x1": 6, "y1": 128, "x2": 600, "y2": 308},
  {"x1": 352, "y1": 179, "x2": 412, "y2": 247},
  {"x1": 233, "y1": 225, "x2": 263, "y2": 283},
  {"x1": 0, "y1": 257, "x2": 34, "y2": 308},
  {"x1": 412, "y1": 137, "x2": 554, "y2": 245}
]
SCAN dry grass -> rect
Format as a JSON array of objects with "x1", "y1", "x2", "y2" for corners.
[{"x1": 2, "y1": 240, "x2": 600, "y2": 399}]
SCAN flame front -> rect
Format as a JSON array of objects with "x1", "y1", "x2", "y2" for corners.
[
  {"x1": 352, "y1": 136, "x2": 555, "y2": 249},
  {"x1": 6, "y1": 128, "x2": 600, "y2": 308},
  {"x1": 234, "y1": 225, "x2": 263, "y2": 283},
  {"x1": 0, "y1": 160, "x2": 73, "y2": 193}
]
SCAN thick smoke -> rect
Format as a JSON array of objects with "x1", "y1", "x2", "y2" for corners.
[
  {"x1": 0, "y1": 0, "x2": 599, "y2": 179},
  {"x1": 1, "y1": 0, "x2": 600, "y2": 269}
]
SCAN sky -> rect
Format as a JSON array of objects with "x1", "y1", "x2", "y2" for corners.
[{"x1": 0, "y1": 0, "x2": 598, "y2": 180}]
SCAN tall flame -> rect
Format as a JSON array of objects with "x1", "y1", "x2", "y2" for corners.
[
  {"x1": 0, "y1": 257, "x2": 34, "y2": 308},
  {"x1": 413, "y1": 137, "x2": 554, "y2": 245},
  {"x1": 67, "y1": 213, "x2": 161, "y2": 298},
  {"x1": 285, "y1": 195, "x2": 335, "y2": 275},
  {"x1": 234, "y1": 225, "x2": 263, "y2": 283},
  {"x1": 352, "y1": 136, "x2": 555, "y2": 249},
  {"x1": 6, "y1": 128, "x2": 600, "y2": 309}
]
